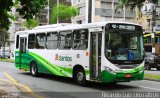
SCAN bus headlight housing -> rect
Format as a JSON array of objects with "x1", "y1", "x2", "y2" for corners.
[
  {"x1": 138, "y1": 68, "x2": 144, "y2": 74},
  {"x1": 104, "y1": 66, "x2": 116, "y2": 75}
]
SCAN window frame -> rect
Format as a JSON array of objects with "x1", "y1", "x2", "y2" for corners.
[
  {"x1": 72, "y1": 29, "x2": 88, "y2": 50},
  {"x1": 28, "y1": 34, "x2": 36, "y2": 49},
  {"x1": 58, "y1": 30, "x2": 73, "y2": 50},
  {"x1": 35, "y1": 33, "x2": 46, "y2": 49},
  {"x1": 46, "y1": 32, "x2": 59, "y2": 49}
]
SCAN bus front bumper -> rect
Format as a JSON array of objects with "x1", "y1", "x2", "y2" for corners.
[{"x1": 101, "y1": 70, "x2": 144, "y2": 83}]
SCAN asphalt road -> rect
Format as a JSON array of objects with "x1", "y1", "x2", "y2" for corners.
[{"x1": 0, "y1": 62, "x2": 160, "y2": 98}]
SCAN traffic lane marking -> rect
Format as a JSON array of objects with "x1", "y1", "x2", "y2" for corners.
[
  {"x1": 139, "y1": 86, "x2": 160, "y2": 91},
  {"x1": 0, "y1": 78, "x2": 33, "y2": 92},
  {"x1": 1, "y1": 72, "x2": 44, "y2": 98},
  {"x1": 3, "y1": 72, "x2": 18, "y2": 83}
]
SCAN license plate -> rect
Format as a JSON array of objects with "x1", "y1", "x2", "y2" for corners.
[{"x1": 125, "y1": 74, "x2": 132, "y2": 78}]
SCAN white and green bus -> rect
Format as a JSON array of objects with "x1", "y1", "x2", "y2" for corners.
[{"x1": 15, "y1": 22, "x2": 144, "y2": 85}]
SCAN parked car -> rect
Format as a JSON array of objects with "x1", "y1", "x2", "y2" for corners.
[
  {"x1": 0, "y1": 47, "x2": 11, "y2": 58},
  {"x1": 145, "y1": 52, "x2": 160, "y2": 70}
]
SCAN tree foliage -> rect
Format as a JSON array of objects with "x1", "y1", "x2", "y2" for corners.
[
  {"x1": 0, "y1": 0, "x2": 48, "y2": 30},
  {"x1": 51, "y1": 4, "x2": 78, "y2": 23},
  {"x1": 0, "y1": 0, "x2": 14, "y2": 30},
  {"x1": 17, "y1": 0, "x2": 48, "y2": 20},
  {"x1": 23, "y1": 19, "x2": 39, "y2": 30}
]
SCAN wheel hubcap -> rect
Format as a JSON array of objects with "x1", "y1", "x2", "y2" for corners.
[
  {"x1": 77, "y1": 72, "x2": 84, "y2": 81},
  {"x1": 32, "y1": 65, "x2": 36, "y2": 75}
]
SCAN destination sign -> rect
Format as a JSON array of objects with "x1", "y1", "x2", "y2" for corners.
[{"x1": 106, "y1": 24, "x2": 141, "y2": 31}]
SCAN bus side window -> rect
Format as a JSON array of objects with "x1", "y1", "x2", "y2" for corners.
[
  {"x1": 72, "y1": 29, "x2": 88, "y2": 50},
  {"x1": 46, "y1": 32, "x2": 58, "y2": 49},
  {"x1": 28, "y1": 34, "x2": 35, "y2": 49},
  {"x1": 59, "y1": 31, "x2": 72, "y2": 50},
  {"x1": 35, "y1": 33, "x2": 46, "y2": 49}
]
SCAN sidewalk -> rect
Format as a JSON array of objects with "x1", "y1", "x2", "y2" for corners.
[{"x1": 144, "y1": 68, "x2": 160, "y2": 82}]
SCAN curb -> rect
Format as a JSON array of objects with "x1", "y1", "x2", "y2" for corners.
[
  {"x1": 144, "y1": 78, "x2": 160, "y2": 82},
  {"x1": 0, "y1": 61, "x2": 14, "y2": 63}
]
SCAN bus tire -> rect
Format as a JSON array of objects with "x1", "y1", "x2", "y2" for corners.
[
  {"x1": 74, "y1": 67, "x2": 86, "y2": 85},
  {"x1": 30, "y1": 62, "x2": 38, "y2": 77}
]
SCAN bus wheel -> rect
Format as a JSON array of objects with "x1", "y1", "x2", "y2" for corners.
[
  {"x1": 74, "y1": 68, "x2": 86, "y2": 85},
  {"x1": 30, "y1": 62, "x2": 38, "y2": 77}
]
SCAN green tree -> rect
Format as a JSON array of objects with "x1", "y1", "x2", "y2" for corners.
[
  {"x1": 116, "y1": 0, "x2": 158, "y2": 19},
  {"x1": 17, "y1": 0, "x2": 48, "y2": 20},
  {"x1": 0, "y1": 0, "x2": 14, "y2": 30},
  {"x1": 0, "y1": 0, "x2": 48, "y2": 30},
  {"x1": 51, "y1": 4, "x2": 78, "y2": 24},
  {"x1": 23, "y1": 19, "x2": 39, "y2": 30}
]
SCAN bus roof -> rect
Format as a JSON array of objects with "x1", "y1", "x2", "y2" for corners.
[{"x1": 15, "y1": 22, "x2": 141, "y2": 35}]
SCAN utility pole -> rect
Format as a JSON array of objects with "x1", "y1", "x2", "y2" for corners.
[
  {"x1": 2, "y1": 33, "x2": 5, "y2": 58},
  {"x1": 123, "y1": 5, "x2": 126, "y2": 21},
  {"x1": 112, "y1": 0, "x2": 115, "y2": 20},
  {"x1": 152, "y1": 7, "x2": 156, "y2": 53},
  {"x1": 88, "y1": 0, "x2": 92, "y2": 23},
  {"x1": 57, "y1": 0, "x2": 59, "y2": 24}
]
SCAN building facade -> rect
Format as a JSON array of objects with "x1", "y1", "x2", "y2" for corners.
[
  {"x1": 72, "y1": 0, "x2": 160, "y2": 26},
  {"x1": 72, "y1": 0, "x2": 137, "y2": 24},
  {"x1": 36, "y1": 8, "x2": 50, "y2": 26}
]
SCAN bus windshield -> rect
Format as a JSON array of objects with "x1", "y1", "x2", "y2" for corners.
[{"x1": 105, "y1": 25, "x2": 144, "y2": 65}]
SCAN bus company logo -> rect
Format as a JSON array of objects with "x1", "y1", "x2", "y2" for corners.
[{"x1": 55, "y1": 53, "x2": 72, "y2": 62}]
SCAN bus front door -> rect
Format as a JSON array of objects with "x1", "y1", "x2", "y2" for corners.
[
  {"x1": 19, "y1": 37, "x2": 27, "y2": 69},
  {"x1": 90, "y1": 32, "x2": 102, "y2": 79}
]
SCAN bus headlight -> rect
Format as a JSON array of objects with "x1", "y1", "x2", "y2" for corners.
[
  {"x1": 104, "y1": 66, "x2": 116, "y2": 75},
  {"x1": 139, "y1": 68, "x2": 144, "y2": 74}
]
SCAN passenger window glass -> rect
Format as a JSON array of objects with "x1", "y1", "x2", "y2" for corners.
[
  {"x1": 59, "y1": 31, "x2": 72, "y2": 49},
  {"x1": 28, "y1": 34, "x2": 35, "y2": 49},
  {"x1": 16, "y1": 35, "x2": 19, "y2": 49},
  {"x1": 73, "y1": 29, "x2": 88, "y2": 50},
  {"x1": 46, "y1": 32, "x2": 58, "y2": 49},
  {"x1": 36, "y1": 33, "x2": 46, "y2": 49}
]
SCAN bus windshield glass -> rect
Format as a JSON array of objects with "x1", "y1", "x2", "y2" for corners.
[{"x1": 105, "y1": 24, "x2": 144, "y2": 64}]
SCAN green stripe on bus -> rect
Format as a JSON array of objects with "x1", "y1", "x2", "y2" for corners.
[
  {"x1": 15, "y1": 51, "x2": 90, "y2": 76},
  {"x1": 28, "y1": 52, "x2": 66, "y2": 76}
]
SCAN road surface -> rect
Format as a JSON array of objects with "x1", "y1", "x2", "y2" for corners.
[
  {"x1": 0, "y1": 62, "x2": 160, "y2": 98},
  {"x1": 145, "y1": 68, "x2": 160, "y2": 75}
]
